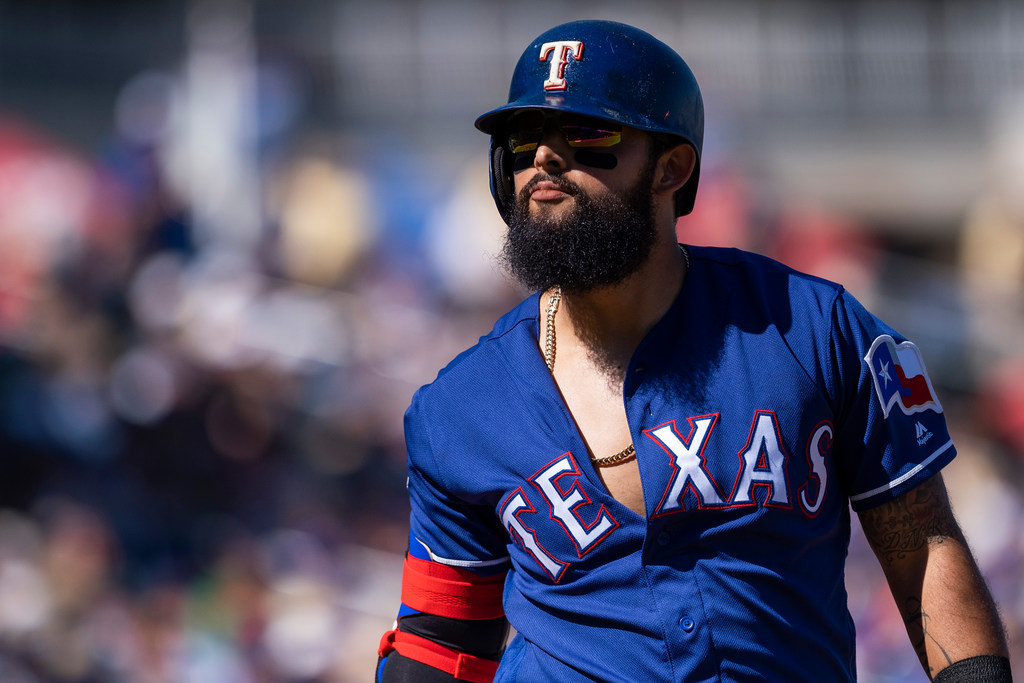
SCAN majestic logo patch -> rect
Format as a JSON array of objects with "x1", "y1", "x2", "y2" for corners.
[
  {"x1": 915, "y1": 421, "x2": 933, "y2": 446},
  {"x1": 540, "y1": 40, "x2": 583, "y2": 91},
  {"x1": 865, "y1": 335, "x2": 942, "y2": 417}
]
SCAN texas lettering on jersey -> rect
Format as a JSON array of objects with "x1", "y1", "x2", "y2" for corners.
[{"x1": 499, "y1": 409, "x2": 833, "y2": 582}]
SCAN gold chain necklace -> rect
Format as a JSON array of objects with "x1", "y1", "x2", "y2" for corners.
[
  {"x1": 542, "y1": 245, "x2": 691, "y2": 468},
  {"x1": 543, "y1": 286, "x2": 636, "y2": 467}
]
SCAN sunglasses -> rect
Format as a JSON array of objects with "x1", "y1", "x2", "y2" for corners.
[{"x1": 507, "y1": 113, "x2": 623, "y2": 155}]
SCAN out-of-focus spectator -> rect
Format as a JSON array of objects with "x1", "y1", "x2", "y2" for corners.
[{"x1": 766, "y1": 202, "x2": 883, "y2": 307}]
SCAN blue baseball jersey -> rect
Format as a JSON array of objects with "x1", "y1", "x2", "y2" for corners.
[{"x1": 401, "y1": 246, "x2": 955, "y2": 682}]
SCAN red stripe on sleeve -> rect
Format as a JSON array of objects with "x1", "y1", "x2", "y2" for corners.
[
  {"x1": 401, "y1": 555, "x2": 506, "y2": 620},
  {"x1": 378, "y1": 628, "x2": 500, "y2": 682}
]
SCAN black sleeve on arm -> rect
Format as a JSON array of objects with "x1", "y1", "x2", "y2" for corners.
[
  {"x1": 376, "y1": 613, "x2": 510, "y2": 682},
  {"x1": 400, "y1": 613, "x2": 510, "y2": 659},
  {"x1": 377, "y1": 651, "x2": 454, "y2": 683}
]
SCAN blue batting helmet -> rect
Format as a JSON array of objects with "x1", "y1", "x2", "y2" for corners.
[{"x1": 475, "y1": 20, "x2": 704, "y2": 223}]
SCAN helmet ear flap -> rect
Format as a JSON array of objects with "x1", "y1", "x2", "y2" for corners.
[{"x1": 489, "y1": 137, "x2": 515, "y2": 224}]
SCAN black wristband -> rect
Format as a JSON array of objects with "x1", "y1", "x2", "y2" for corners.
[
  {"x1": 399, "y1": 613, "x2": 509, "y2": 659},
  {"x1": 932, "y1": 655, "x2": 1013, "y2": 683}
]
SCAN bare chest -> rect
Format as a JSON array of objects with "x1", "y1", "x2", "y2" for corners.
[{"x1": 553, "y1": 362, "x2": 646, "y2": 516}]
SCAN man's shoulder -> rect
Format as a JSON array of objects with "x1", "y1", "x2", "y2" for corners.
[{"x1": 689, "y1": 244, "x2": 845, "y2": 302}]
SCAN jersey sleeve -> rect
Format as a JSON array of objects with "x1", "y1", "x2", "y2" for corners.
[
  {"x1": 402, "y1": 387, "x2": 511, "y2": 612},
  {"x1": 377, "y1": 389, "x2": 512, "y2": 682},
  {"x1": 828, "y1": 290, "x2": 956, "y2": 511}
]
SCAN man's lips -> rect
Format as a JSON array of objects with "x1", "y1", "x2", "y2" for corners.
[{"x1": 529, "y1": 180, "x2": 572, "y2": 202}]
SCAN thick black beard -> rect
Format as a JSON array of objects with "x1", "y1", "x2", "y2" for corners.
[{"x1": 500, "y1": 167, "x2": 659, "y2": 295}]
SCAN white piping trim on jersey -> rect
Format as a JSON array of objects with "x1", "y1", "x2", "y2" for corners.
[
  {"x1": 414, "y1": 538, "x2": 510, "y2": 568},
  {"x1": 849, "y1": 439, "x2": 954, "y2": 503}
]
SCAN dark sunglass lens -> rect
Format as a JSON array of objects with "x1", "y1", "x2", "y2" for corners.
[
  {"x1": 508, "y1": 112, "x2": 545, "y2": 153},
  {"x1": 561, "y1": 125, "x2": 622, "y2": 148}
]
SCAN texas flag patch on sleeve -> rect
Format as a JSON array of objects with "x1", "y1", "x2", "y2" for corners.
[{"x1": 865, "y1": 335, "x2": 943, "y2": 418}]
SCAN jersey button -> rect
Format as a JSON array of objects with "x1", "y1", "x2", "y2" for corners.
[
  {"x1": 656, "y1": 531, "x2": 670, "y2": 546},
  {"x1": 679, "y1": 616, "x2": 695, "y2": 632}
]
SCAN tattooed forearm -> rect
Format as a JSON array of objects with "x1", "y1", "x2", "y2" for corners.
[
  {"x1": 858, "y1": 475, "x2": 961, "y2": 567},
  {"x1": 857, "y1": 474, "x2": 1011, "y2": 676},
  {"x1": 903, "y1": 596, "x2": 954, "y2": 674}
]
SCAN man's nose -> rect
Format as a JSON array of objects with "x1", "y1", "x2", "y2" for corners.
[{"x1": 532, "y1": 125, "x2": 570, "y2": 171}]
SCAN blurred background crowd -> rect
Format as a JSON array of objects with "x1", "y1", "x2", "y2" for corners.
[{"x1": 0, "y1": 1, "x2": 1021, "y2": 681}]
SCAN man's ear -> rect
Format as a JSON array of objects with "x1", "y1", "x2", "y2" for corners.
[{"x1": 653, "y1": 144, "x2": 696, "y2": 197}]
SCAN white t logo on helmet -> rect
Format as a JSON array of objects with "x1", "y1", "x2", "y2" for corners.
[{"x1": 540, "y1": 40, "x2": 583, "y2": 91}]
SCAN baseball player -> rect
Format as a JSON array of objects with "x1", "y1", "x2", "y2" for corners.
[{"x1": 376, "y1": 20, "x2": 1012, "y2": 682}]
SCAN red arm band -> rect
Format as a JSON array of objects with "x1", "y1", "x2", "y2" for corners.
[
  {"x1": 378, "y1": 629, "x2": 500, "y2": 683},
  {"x1": 401, "y1": 555, "x2": 506, "y2": 620}
]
